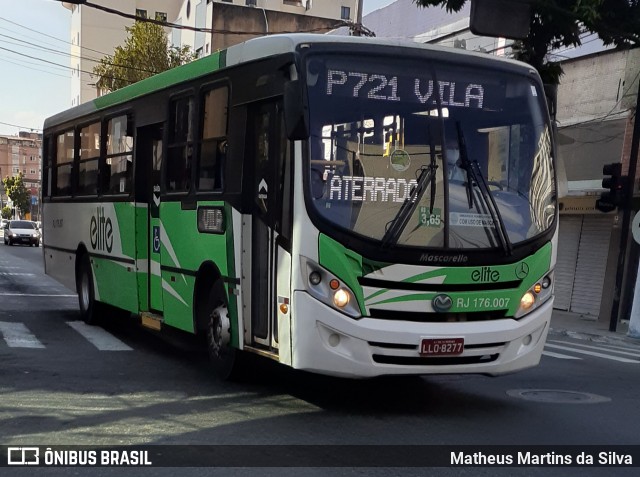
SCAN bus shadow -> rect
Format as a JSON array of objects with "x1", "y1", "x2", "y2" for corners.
[{"x1": 53, "y1": 310, "x2": 517, "y2": 418}]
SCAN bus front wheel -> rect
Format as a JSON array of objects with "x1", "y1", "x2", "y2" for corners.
[
  {"x1": 76, "y1": 254, "x2": 105, "y2": 325},
  {"x1": 207, "y1": 302, "x2": 242, "y2": 380}
]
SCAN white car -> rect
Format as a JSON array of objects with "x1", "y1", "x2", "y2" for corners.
[{"x1": 3, "y1": 220, "x2": 40, "y2": 246}]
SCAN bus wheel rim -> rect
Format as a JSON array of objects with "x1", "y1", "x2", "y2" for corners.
[
  {"x1": 80, "y1": 272, "x2": 90, "y2": 311},
  {"x1": 209, "y1": 306, "x2": 231, "y2": 358}
]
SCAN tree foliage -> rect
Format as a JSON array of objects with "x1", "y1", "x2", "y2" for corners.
[
  {"x1": 92, "y1": 21, "x2": 196, "y2": 93},
  {"x1": 413, "y1": 0, "x2": 640, "y2": 84},
  {"x1": 3, "y1": 173, "x2": 31, "y2": 218},
  {"x1": 1, "y1": 206, "x2": 12, "y2": 220}
]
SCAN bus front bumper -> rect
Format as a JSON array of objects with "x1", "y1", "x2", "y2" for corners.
[{"x1": 291, "y1": 291, "x2": 552, "y2": 378}]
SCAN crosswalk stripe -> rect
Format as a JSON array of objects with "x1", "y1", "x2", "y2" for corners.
[
  {"x1": 66, "y1": 321, "x2": 133, "y2": 351},
  {"x1": 0, "y1": 321, "x2": 45, "y2": 348},
  {"x1": 542, "y1": 350, "x2": 582, "y2": 360},
  {"x1": 548, "y1": 340, "x2": 640, "y2": 358},
  {"x1": 544, "y1": 343, "x2": 639, "y2": 363}
]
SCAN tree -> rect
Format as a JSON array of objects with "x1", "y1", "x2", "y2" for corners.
[
  {"x1": 1, "y1": 206, "x2": 12, "y2": 220},
  {"x1": 92, "y1": 21, "x2": 196, "y2": 93},
  {"x1": 3, "y1": 174, "x2": 31, "y2": 219},
  {"x1": 413, "y1": 0, "x2": 640, "y2": 84}
]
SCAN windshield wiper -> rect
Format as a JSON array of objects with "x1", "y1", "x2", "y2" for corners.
[
  {"x1": 455, "y1": 122, "x2": 512, "y2": 256},
  {"x1": 381, "y1": 161, "x2": 438, "y2": 248}
]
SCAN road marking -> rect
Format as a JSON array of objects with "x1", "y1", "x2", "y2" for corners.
[
  {"x1": 0, "y1": 272, "x2": 35, "y2": 276},
  {"x1": 548, "y1": 340, "x2": 640, "y2": 358},
  {"x1": 0, "y1": 321, "x2": 45, "y2": 348},
  {"x1": 66, "y1": 321, "x2": 133, "y2": 351},
  {"x1": 545, "y1": 343, "x2": 639, "y2": 363},
  {"x1": 542, "y1": 350, "x2": 582, "y2": 360}
]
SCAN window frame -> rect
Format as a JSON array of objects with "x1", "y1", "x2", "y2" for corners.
[
  {"x1": 75, "y1": 119, "x2": 102, "y2": 197},
  {"x1": 196, "y1": 82, "x2": 230, "y2": 194},
  {"x1": 165, "y1": 91, "x2": 197, "y2": 195},
  {"x1": 53, "y1": 129, "x2": 75, "y2": 197},
  {"x1": 102, "y1": 112, "x2": 134, "y2": 197}
]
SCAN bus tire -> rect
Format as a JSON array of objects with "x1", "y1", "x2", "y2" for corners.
[
  {"x1": 206, "y1": 297, "x2": 242, "y2": 380},
  {"x1": 76, "y1": 253, "x2": 104, "y2": 325}
]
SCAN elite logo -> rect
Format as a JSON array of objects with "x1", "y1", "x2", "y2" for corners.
[
  {"x1": 471, "y1": 266, "x2": 500, "y2": 282},
  {"x1": 90, "y1": 206, "x2": 113, "y2": 253}
]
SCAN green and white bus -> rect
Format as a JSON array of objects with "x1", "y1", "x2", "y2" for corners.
[{"x1": 42, "y1": 34, "x2": 557, "y2": 379}]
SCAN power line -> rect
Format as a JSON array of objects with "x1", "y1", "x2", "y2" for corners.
[
  {"x1": 0, "y1": 15, "x2": 111, "y2": 57},
  {"x1": 0, "y1": 45, "x2": 134, "y2": 86},
  {"x1": 0, "y1": 121, "x2": 42, "y2": 132},
  {"x1": 0, "y1": 32, "x2": 161, "y2": 75},
  {"x1": 74, "y1": 1, "x2": 353, "y2": 35},
  {"x1": 0, "y1": 55, "x2": 71, "y2": 78}
]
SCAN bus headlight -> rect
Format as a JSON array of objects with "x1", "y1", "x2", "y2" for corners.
[
  {"x1": 301, "y1": 256, "x2": 361, "y2": 318},
  {"x1": 520, "y1": 292, "x2": 535, "y2": 310},
  {"x1": 515, "y1": 272, "x2": 554, "y2": 318},
  {"x1": 333, "y1": 289, "x2": 350, "y2": 308}
]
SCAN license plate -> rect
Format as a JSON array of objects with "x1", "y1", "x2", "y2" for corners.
[{"x1": 420, "y1": 338, "x2": 464, "y2": 356}]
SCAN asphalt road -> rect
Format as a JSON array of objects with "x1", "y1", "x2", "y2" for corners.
[{"x1": 1, "y1": 244, "x2": 639, "y2": 477}]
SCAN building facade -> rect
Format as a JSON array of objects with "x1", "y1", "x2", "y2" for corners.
[
  {"x1": 172, "y1": 0, "x2": 360, "y2": 55},
  {"x1": 0, "y1": 132, "x2": 43, "y2": 219},
  {"x1": 62, "y1": 0, "x2": 182, "y2": 106},
  {"x1": 63, "y1": 0, "x2": 359, "y2": 104}
]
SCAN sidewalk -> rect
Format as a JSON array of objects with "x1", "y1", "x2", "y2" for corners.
[{"x1": 549, "y1": 309, "x2": 640, "y2": 347}]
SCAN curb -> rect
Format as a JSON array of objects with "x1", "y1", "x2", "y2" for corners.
[{"x1": 548, "y1": 326, "x2": 640, "y2": 348}]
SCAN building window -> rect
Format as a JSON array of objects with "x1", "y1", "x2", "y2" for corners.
[
  {"x1": 136, "y1": 9, "x2": 148, "y2": 19},
  {"x1": 341, "y1": 6, "x2": 351, "y2": 20},
  {"x1": 155, "y1": 12, "x2": 167, "y2": 22},
  {"x1": 246, "y1": 0, "x2": 256, "y2": 6},
  {"x1": 196, "y1": 47, "x2": 203, "y2": 58},
  {"x1": 284, "y1": 1, "x2": 303, "y2": 6}
]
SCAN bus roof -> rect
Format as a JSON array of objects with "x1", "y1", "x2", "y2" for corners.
[{"x1": 44, "y1": 33, "x2": 535, "y2": 130}]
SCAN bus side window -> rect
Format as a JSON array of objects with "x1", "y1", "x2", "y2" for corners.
[
  {"x1": 54, "y1": 130, "x2": 74, "y2": 196},
  {"x1": 167, "y1": 96, "x2": 194, "y2": 192},
  {"x1": 198, "y1": 86, "x2": 228, "y2": 191},
  {"x1": 103, "y1": 115, "x2": 133, "y2": 195},
  {"x1": 77, "y1": 121, "x2": 100, "y2": 196}
]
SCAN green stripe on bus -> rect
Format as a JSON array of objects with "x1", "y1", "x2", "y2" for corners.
[{"x1": 93, "y1": 51, "x2": 223, "y2": 111}]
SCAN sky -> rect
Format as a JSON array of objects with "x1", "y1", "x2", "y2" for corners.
[{"x1": 0, "y1": 0, "x2": 396, "y2": 137}]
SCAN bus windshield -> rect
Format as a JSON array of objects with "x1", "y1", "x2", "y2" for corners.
[{"x1": 304, "y1": 54, "x2": 555, "y2": 251}]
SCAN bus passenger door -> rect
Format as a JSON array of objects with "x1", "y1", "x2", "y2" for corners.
[
  {"x1": 244, "y1": 101, "x2": 292, "y2": 356},
  {"x1": 136, "y1": 123, "x2": 164, "y2": 313}
]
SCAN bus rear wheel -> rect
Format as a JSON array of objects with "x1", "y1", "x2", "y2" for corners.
[
  {"x1": 76, "y1": 254, "x2": 105, "y2": 325},
  {"x1": 206, "y1": 302, "x2": 242, "y2": 380}
]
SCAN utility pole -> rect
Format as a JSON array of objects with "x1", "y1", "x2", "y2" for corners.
[
  {"x1": 354, "y1": 0, "x2": 364, "y2": 36},
  {"x1": 623, "y1": 78, "x2": 640, "y2": 337},
  {"x1": 609, "y1": 76, "x2": 640, "y2": 332}
]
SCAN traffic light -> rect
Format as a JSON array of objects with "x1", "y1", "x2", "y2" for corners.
[{"x1": 596, "y1": 162, "x2": 625, "y2": 213}]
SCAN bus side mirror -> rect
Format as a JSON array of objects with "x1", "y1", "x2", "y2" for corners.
[{"x1": 284, "y1": 80, "x2": 309, "y2": 141}]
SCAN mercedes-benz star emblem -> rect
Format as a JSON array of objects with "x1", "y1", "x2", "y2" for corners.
[
  {"x1": 432, "y1": 294, "x2": 453, "y2": 313},
  {"x1": 515, "y1": 262, "x2": 530, "y2": 279}
]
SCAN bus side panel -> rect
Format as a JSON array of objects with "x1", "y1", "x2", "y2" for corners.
[
  {"x1": 158, "y1": 201, "x2": 234, "y2": 333},
  {"x1": 41, "y1": 201, "x2": 139, "y2": 312},
  {"x1": 92, "y1": 202, "x2": 139, "y2": 313}
]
